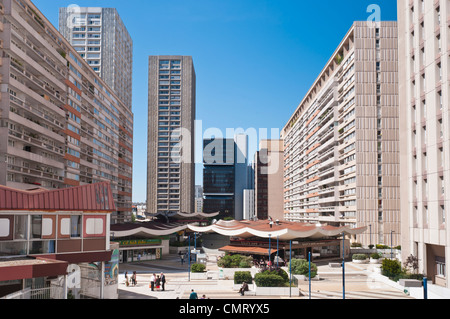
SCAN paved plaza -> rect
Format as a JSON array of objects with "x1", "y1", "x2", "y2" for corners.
[{"x1": 117, "y1": 254, "x2": 415, "y2": 300}]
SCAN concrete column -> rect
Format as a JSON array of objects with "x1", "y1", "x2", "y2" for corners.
[
  {"x1": 100, "y1": 261, "x2": 105, "y2": 299},
  {"x1": 63, "y1": 275, "x2": 68, "y2": 299}
]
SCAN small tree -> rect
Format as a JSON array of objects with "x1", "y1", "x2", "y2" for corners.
[
  {"x1": 289, "y1": 259, "x2": 318, "y2": 278},
  {"x1": 404, "y1": 255, "x2": 419, "y2": 274}
]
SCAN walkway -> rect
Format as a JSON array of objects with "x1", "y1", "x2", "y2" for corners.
[{"x1": 117, "y1": 254, "x2": 414, "y2": 300}]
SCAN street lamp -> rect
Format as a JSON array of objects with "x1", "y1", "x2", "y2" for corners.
[
  {"x1": 268, "y1": 234, "x2": 272, "y2": 266},
  {"x1": 188, "y1": 234, "x2": 191, "y2": 282},
  {"x1": 308, "y1": 251, "x2": 312, "y2": 299},
  {"x1": 342, "y1": 232, "x2": 345, "y2": 300},
  {"x1": 391, "y1": 230, "x2": 395, "y2": 259},
  {"x1": 276, "y1": 236, "x2": 279, "y2": 268}
]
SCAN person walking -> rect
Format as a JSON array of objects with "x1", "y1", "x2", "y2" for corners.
[
  {"x1": 124, "y1": 271, "x2": 129, "y2": 287},
  {"x1": 189, "y1": 289, "x2": 198, "y2": 299},
  {"x1": 150, "y1": 273, "x2": 156, "y2": 291},
  {"x1": 131, "y1": 271, "x2": 137, "y2": 286},
  {"x1": 160, "y1": 273, "x2": 166, "y2": 291}
]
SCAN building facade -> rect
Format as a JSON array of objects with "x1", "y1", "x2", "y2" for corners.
[
  {"x1": 59, "y1": 6, "x2": 133, "y2": 110},
  {"x1": 0, "y1": 0, "x2": 134, "y2": 224},
  {"x1": 194, "y1": 185, "x2": 203, "y2": 213},
  {"x1": 281, "y1": 22, "x2": 400, "y2": 246},
  {"x1": 0, "y1": 182, "x2": 117, "y2": 299},
  {"x1": 398, "y1": 0, "x2": 450, "y2": 288},
  {"x1": 202, "y1": 135, "x2": 249, "y2": 220},
  {"x1": 147, "y1": 56, "x2": 196, "y2": 215},
  {"x1": 254, "y1": 139, "x2": 284, "y2": 221},
  {"x1": 203, "y1": 138, "x2": 236, "y2": 219}
]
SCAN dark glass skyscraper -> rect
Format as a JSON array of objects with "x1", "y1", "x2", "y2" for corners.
[{"x1": 203, "y1": 136, "x2": 248, "y2": 219}]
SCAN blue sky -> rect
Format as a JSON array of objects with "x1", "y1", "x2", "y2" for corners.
[{"x1": 33, "y1": 0, "x2": 397, "y2": 203}]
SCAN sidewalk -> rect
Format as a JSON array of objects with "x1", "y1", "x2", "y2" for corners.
[
  {"x1": 118, "y1": 254, "x2": 229, "y2": 299},
  {"x1": 117, "y1": 254, "x2": 415, "y2": 299}
]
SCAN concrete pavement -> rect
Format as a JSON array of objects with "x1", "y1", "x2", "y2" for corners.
[{"x1": 117, "y1": 254, "x2": 415, "y2": 300}]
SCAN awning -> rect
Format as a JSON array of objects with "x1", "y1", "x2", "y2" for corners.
[{"x1": 219, "y1": 245, "x2": 278, "y2": 256}]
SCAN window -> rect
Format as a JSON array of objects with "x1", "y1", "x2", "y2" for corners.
[
  {"x1": 71, "y1": 215, "x2": 82, "y2": 238},
  {"x1": 14, "y1": 215, "x2": 27, "y2": 240},
  {"x1": 436, "y1": 257, "x2": 446, "y2": 277},
  {"x1": 31, "y1": 215, "x2": 42, "y2": 239}
]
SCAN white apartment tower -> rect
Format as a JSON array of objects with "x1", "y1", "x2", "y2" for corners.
[
  {"x1": 59, "y1": 7, "x2": 133, "y2": 110},
  {"x1": 398, "y1": 0, "x2": 450, "y2": 289},
  {"x1": 147, "y1": 56, "x2": 196, "y2": 215},
  {"x1": 281, "y1": 22, "x2": 400, "y2": 247}
]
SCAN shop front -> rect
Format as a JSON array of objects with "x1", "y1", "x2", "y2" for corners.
[{"x1": 117, "y1": 239, "x2": 164, "y2": 263}]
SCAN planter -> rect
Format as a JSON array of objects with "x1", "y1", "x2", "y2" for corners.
[
  {"x1": 190, "y1": 272, "x2": 208, "y2": 280},
  {"x1": 370, "y1": 258, "x2": 381, "y2": 264},
  {"x1": 254, "y1": 284, "x2": 294, "y2": 296},
  {"x1": 233, "y1": 283, "x2": 255, "y2": 291},
  {"x1": 352, "y1": 259, "x2": 368, "y2": 264},
  {"x1": 218, "y1": 267, "x2": 259, "y2": 280},
  {"x1": 295, "y1": 274, "x2": 321, "y2": 281}
]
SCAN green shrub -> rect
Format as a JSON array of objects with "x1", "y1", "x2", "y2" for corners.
[
  {"x1": 254, "y1": 273, "x2": 285, "y2": 287},
  {"x1": 370, "y1": 253, "x2": 381, "y2": 259},
  {"x1": 288, "y1": 259, "x2": 317, "y2": 278},
  {"x1": 191, "y1": 263, "x2": 206, "y2": 273},
  {"x1": 218, "y1": 255, "x2": 253, "y2": 268},
  {"x1": 352, "y1": 254, "x2": 368, "y2": 260},
  {"x1": 351, "y1": 242, "x2": 362, "y2": 248},
  {"x1": 376, "y1": 244, "x2": 389, "y2": 249},
  {"x1": 234, "y1": 271, "x2": 252, "y2": 284},
  {"x1": 381, "y1": 259, "x2": 402, "y2": 279}
]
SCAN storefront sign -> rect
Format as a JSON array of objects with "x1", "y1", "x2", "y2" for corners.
[{"x1": 119, "y1": 239, "x2": 161, "y2": 247}]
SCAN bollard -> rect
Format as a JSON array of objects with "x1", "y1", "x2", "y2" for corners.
[{"x1": 423, "y1": 277, "x2": 427, "y2": 299}]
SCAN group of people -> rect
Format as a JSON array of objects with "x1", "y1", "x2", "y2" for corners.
[
  {"x1": 124, "y1": 271, "x2": 137, "y2": 287},
  {"x1": 189, "y1": 289, "x2": 208, "y2": 299},
  {"x1": 149, "y1": 273, "x2": 166, "y2": 291},
  {"x1": 124, "y1": 271, "x2": 166, "y2": 291}
]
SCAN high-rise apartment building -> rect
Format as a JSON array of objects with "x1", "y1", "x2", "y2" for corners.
[
  {"x1": 59, "y1": 6, "x2": 133, "y2": 110},
  {"x1": 281, "y1": 21, "x2": 400, "y2": 246},
  {"x1": 398, "y1": 0, "x2": 449, "y2": 288},
  {"x1": 147, "y1": 56, "x2": 195, "y2": 215},
  {"x1": 254, "y1": 139, "x2": 284, "y2": 221},
  {"x1": 0, "y1": 0, "x2": 134, "y2": 224}
]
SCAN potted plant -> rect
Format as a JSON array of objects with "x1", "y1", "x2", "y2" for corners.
[
  {"x1": 352, "y1": 254, "x2": 368, "y2": 264},
  {"x1": 190, "y1": 263, "x2": 208, "y2": 280},
  {"x1": 370, "y1": 253, "x2": 382, "y2": 264}
]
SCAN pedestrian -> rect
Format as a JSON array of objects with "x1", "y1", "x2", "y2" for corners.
[
  {"x1": 131, "y1": 271, "x2": 137, "y2": 286},
  {"x1": 124, "y1": 271, "x2": 129, "y2": 287},
  {"x1": 189, "y1": 289, "x2": 198, "y2": 299},
  {"x1": 160, "y1": 273, "x2": 166, "y2": 291},
  {"x1": 150, "y1": 273, "x2": 156, "y2": 291},
  {"x1": 200, "y1": 294, "x2": 206, "y2": 299},
  {"x1": 181, "y1": 255, "x2": 185, "y2": 265},
  {"x1": 155, "y1": 275, "x2": 161, "y2": 290}
]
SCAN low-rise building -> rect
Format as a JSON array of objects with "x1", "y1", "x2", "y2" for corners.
[{"x1": 0, "y1": 182, "x2": 117, "y2": 299}]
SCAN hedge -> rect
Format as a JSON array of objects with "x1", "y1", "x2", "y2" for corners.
[
  {"x1": 254, "y1": 274, "x2": 285, "y2": 287},
  {"x1": 191, "y1": 263, "x2": 206, "y2": 273},
  {"x1": 217, "y1": 254, "x2": 253, "y2": 268},
  {"x1": 234, "y1": 271, "x2": 252, "y2": 285},
  {"x1": 352, "y1": 254, "x2": 368, "y2": 260}
]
